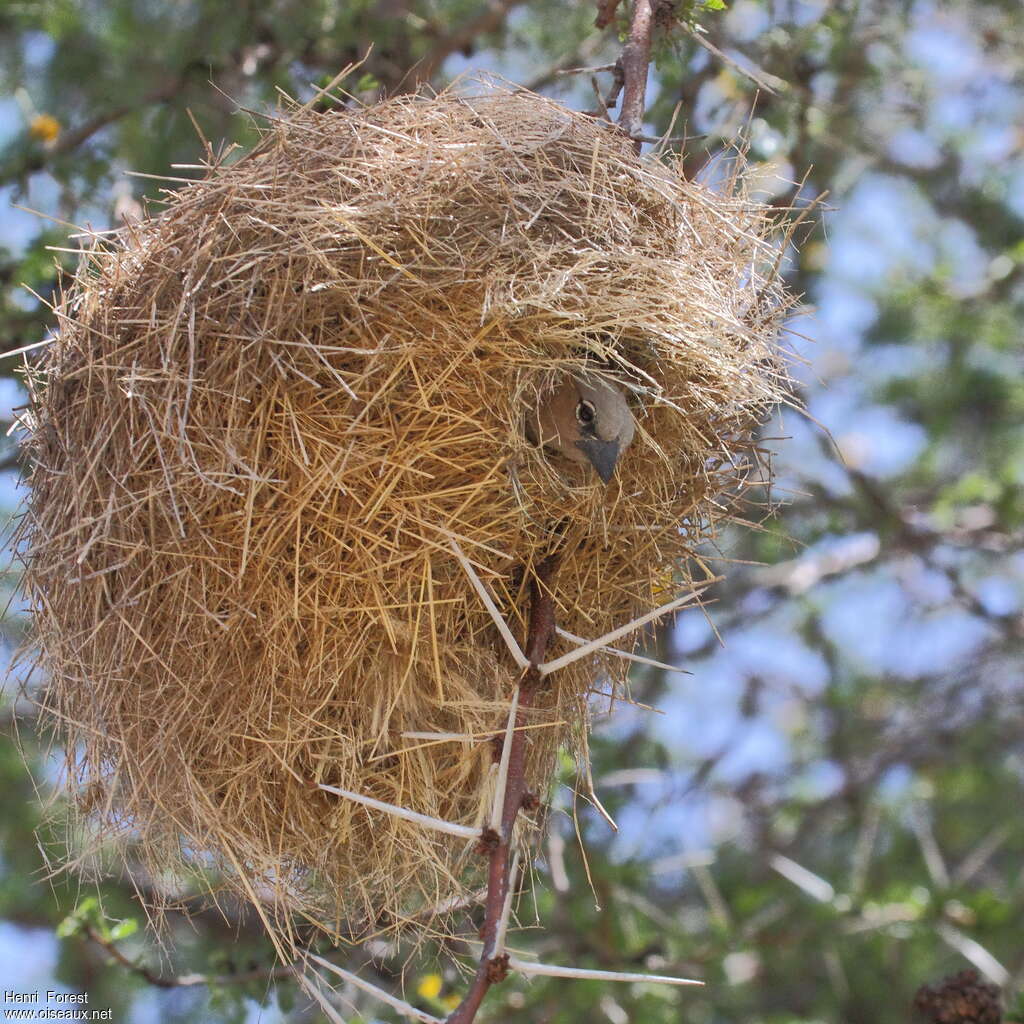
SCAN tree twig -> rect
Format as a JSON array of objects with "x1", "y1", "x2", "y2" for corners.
[
  {"x1": 83, "y1": 925, "x2": 297, "y2": 989},
  {"x1": 445, "y1": 558, "x2": 558, "y2": 1024},
  {"x1": 683, "y1": 23, "x2": 789, "y2": 95},
  {"x1": 595, "y1": 0, "x2": 624, "y2": 30},
  {"x1": 617, "y1": 0, "x2": 656, "y2": 141}
]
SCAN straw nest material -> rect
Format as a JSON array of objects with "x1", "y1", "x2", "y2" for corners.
[{"x1": 19, "y1": 82, "x2": 791, "y2": 948}]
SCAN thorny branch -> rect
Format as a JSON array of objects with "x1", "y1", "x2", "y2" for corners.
[
  {"x1": 445, "y1": 558, "x2": 558, "y2": 1024},
  {"x1": 587, "y1": 0, "x2": 660, "y2": 145}
]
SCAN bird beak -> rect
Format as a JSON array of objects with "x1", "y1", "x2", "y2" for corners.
[{"x1": 575, "y1": 438, "x2": 621, "y2": 484}]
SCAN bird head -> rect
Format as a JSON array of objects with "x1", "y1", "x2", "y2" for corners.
[{"x1": 526, "y1": 375, "x2": 636, "y2": 484}]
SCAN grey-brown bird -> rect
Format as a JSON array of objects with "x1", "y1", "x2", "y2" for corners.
[{"x1": 526, "y1": 375, "x2": 636, "y2": 483}]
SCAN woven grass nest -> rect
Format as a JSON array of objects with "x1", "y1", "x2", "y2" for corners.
[{"x1": 20, "y1": 82, "x2": 791, "y2": 950}]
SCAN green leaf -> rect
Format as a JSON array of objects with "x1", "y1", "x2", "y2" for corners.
[
  {"x1": 109, "y1": 918, "x2": 139, "y2": 941},
  {"x1": 56, "y1": 913, "x2": 83, "y2": 939},
  {"x1": 55, "y1": 896, "x2": 101, "y2": 938}
]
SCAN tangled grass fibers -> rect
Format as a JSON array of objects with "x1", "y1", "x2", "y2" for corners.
[{"x1": 19, "y1": 82, "x2": 792, "y2": 951}]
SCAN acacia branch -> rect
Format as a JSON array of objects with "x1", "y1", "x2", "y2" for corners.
[
  {"x1": 84, "y1": 925, "x2": 297, "y2": 989},
  {"x1": 616, "y1": 0, "x2": 656, "y2": 140},
  {"x1": 446, "y1": 558, "x2": 557, "y2": 1024}
]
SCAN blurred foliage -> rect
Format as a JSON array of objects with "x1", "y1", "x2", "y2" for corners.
[{"x1": 3, "y1": 1, "x2": 1024, "y2": 1022}]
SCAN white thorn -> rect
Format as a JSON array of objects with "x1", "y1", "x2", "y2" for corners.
[
  {"x1": 769, "y1": 853, "x2": 836, "y2": 903},
  {"x1": 506, "y1": 957, "x2": 703, "y2": 987},
  {"x1": 540, "y1": 586, "x2": 712, "y2": 675},
  {"x1": 306, "y1": 953, "x2": 446, "y2": 1024},
  {"x1": 489, "y1": 685, "x2": 521, "y2": 833},
  {"x1": 936, "y1": 922, "x2": 1010, "y2": 987},
  {"x1": 555, "y1": 626, "x2": 688, "y2": 674},
  {"x1": 316, "y1": 783, "x2": 480, "y2": 840},
  {"x1": 449, "y1": 538, "x2": 530, "y2": 670},
  {"x1": 294, "y1": 968, "x2": 348, "y2": 1024},
  {"x1": 583, "y1": 756, "x2": 618, "y2": 833}
]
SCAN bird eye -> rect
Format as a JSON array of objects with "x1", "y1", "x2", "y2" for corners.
[{"x1": 576, "y1": 400, "x2": 596, "y2": 425}]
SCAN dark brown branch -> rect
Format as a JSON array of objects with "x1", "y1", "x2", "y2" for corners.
[
  {"x1": 446, "y1": 558, "x2": 558, "y2": 1024},
  {"x1": 595, "y1": 0, "x2": 624, "y2": 29},
  {"x1": 605, "y1": 61, "x2": 626, "y2": 114},
  {"x1": 617, "y1": 0, "x2": 656, "y2": 140},
  {"x1": 84, "y1": 925, "x2": 297, "y2": 989}
]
